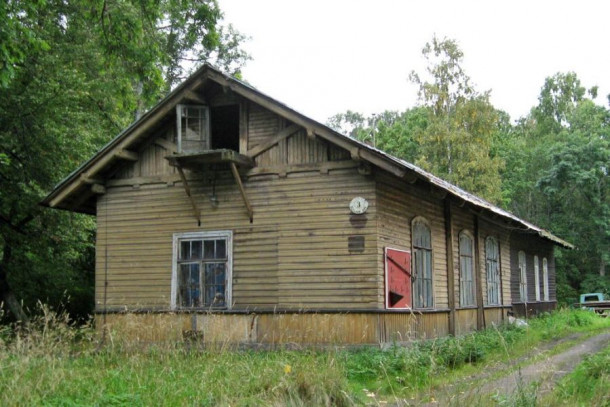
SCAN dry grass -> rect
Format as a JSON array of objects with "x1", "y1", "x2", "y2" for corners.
[{"x1": 1, "y1": 306, "x2": 608, "y2": 406}]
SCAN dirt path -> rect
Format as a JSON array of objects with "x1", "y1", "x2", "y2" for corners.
[{"x1": 414, "y1": 329, "x2": 610, "y2": 406}]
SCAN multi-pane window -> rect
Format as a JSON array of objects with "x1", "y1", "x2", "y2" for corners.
[
  {"x1": 543, "y1": 257, "x2": 549, "y2": 301},
  {"x1": 412, "y1": 218, "x2": 433, "y2": 308},
  {"x1": 176, "y1": 104, "x2": 210, "y2": 153},
  {"x1": 172, "y1": 231, "x2": 232, "y2": 309},
  {"x1": 518, "y1": 251, "x2": 527, "y2": 302},
  {"x1": 534, "y1": 255, "x2": 541, "y2": 301},
  {"x1": 459, "y1": 232, "x2": 475, "y2": 307},
  {"x1": 486, "y1": 237, "x2": 501, "y2": 305}
]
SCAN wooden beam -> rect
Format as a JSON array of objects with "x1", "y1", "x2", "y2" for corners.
[
  {"x1": 245, "y1": 124, "x2": 300, "y2": 158},
  {"x1": 115, "y1": 149, "x2": 139, "y2": 161},
  {"x1": 79, "y1": 174, "x2": 103, "y2": 185},
  {"x1": 247, "y1": 160, "x2": 358, "y2": 178},
  {"x1": 206, "y1": 69, "x2": 410, "y2": 180},
  {"x1": 350, "y1": 147, "x2": 361, "y2": 161},
  {"x1": 239, "y1": 101, "x2": 249, "y2": 154},
  {"x1": 176, "y1": 166, "x2": 201, "y2": 225},
  {"x1": 183, "y1": 90, "x2": 206, "y2": 104},
  {"x1": 153, "y1": 138, "x2": 177, "y2": 152},
  {"x1": 307, "y1": 128, "x2": 316, "y2": 140},
  {"x1": 444, "y1": 199, "x2": 456, "y2": 336},
  {"x1": 230, "y1": 162, "x2": 253, "y2": 222}
]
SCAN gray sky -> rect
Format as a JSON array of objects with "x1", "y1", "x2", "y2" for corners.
[{"x1": 220, "y1": 0, "x2": 610, "y2": 124}]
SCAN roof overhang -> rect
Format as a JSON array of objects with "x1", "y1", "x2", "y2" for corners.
[{"x1": 41, "y1": 64, "x2": 574, "y2": 249}]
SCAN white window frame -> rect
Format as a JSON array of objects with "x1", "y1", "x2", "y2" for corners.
[
  {"x1": 534, "y1": 255, "x2": 540, "y2": 301},
  {"x1": 171, "y1": 230, "x2": 233, "y2": 310},
  {"x1": 485, "y1": 236, "x2": 501, "y2": 305},
  {"x1": 543, "y1": 257, "x2": 549, "y2": 301},
  {"x1": 459, "y1": 231, "x2": 475, "y2": 307},
  {"x1": 176, "y1": 104, "x2": 210, "y2": 153},
  {"x1": 412, "y1": 217, "x2": 434, "y2": 309},
  {"x1": 518, "y1": 251, "x2": 527, "y2": 302}
]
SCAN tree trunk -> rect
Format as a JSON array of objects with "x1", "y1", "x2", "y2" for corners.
[{"x1": 0, "y1": 241, "x2": 29, "y2": 323}]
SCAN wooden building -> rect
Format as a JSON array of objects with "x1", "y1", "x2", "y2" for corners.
[{"x1": 42, "y1": 65, "x2": 572, "y2": 345}]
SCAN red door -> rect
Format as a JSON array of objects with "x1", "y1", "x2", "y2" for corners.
[{"x1": 385, "y1": 248, "x2": 412, "y2": 309}]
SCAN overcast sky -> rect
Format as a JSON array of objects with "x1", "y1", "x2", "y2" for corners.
[{"x1": 219, "y1": 0, "x2": 610, "y2": 124}]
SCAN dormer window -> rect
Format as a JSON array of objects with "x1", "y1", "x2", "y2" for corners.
[
  {"x1": 176, "y1": 104, "x2": 240, "y2": 154},
  {"x1": 176, "y1": 104, "x2": 210, "y2": 153}
]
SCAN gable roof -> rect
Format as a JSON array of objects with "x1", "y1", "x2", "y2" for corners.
[{"x1": 41, "y1": 64, "x2": 573, "y2": 249}]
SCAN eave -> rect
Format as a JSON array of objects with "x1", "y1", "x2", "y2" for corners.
[{"x1": 41, "y1": 64, "x2": 574, "y2": 249}]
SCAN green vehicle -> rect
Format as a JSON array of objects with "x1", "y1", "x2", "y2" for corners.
[{"x1": 577, "y1": 293, "x2": 610, "y2": 316}]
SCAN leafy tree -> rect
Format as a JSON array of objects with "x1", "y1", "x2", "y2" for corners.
[
  {"x1": 0, "y1": 0, "x2": 248, "y2": 322},
  {"x1": 327, "y1": 108, "x2": 427, "y2": 163},
  {"x1": 409, "y1": 36, "x2": 504, "y2": 203},
  {"x1": 501, "y1": 73, "x2": 609, "y2": 298},
  {"x1": 536, "y1": 101, "x2": 609, "y2": 290}
]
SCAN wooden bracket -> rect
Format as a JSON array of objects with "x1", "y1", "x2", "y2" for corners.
[
  {"x1": 154, "y1": 138, "x2": 177, "y2": 153},
  {"x1": 307, "y1": 128, "x2": 316, "y2": 141},
  {"x1": 79, "y1": 173, "x2": 104, "y2": 185},
  {"x1": 115, "y1": 149, "x2": 138, "y2": 161},
  {"x1": 176, "y1": 166, "x2": 201, "y2": 225},
  {"x1": 230, "y1": 162, "x2": 254, "y2": 222},
  {"x1": 246, "y1": 124, "x2": 300, "y2": 158},
  {"x1": 184, "y1": 90, "x2": 206, "y2": 105},
  {"x1": 350, "y1": 147, "x2": 361, "y2": 161}
]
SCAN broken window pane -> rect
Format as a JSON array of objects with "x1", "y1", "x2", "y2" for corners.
[
  {"x1": 177, "y1": 235, "x2": 229, "y2": 308},
  {"x1": 180, "y1": 263, "x2": 200, "y2": 307}
]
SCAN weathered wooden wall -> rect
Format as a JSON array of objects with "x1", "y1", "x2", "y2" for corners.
[
  {"x1": 96, "y1": 99, "x2": 378, "y2": 312},
  {"x1": 509, "y1": 232, "x2": 556, "y2": 315},
  {"x1": 375, "y1": 173, "x2": 448, "y2": 309},
  {"x1": 97, "y1": 311, "x2": 454, "y2": 345}
]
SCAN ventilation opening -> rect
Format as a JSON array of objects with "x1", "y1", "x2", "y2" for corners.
[{"x1": 211, "y1": 105, "x2": 239, "y2": 151}]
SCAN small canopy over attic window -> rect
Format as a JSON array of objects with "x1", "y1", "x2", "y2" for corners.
[{"x1": 176, "y1": 104, "x2": 240, "y2": 154}]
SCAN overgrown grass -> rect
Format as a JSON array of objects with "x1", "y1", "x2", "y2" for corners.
[
  {"x1": 541, "y1": 344, "x2": 610, "y2": 406},
  {"x1": 0, "y1": 307, "x2": 608, "y2": 406}
]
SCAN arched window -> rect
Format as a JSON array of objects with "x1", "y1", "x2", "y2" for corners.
[
  {"x1": 459, "y1": 231, "x2": 475, "y2": 306},
  {"x1": 485, "y1": 237, "x2": 501, "y2": 305},
  {"x1": 518, "y1": 251, "x2": 527, "y2": 302},
  {"x1": 412, "y1": 218, "x2": 433, "y2": 308},
  {"x1": 543, "y1": 258, "x2": 549, "y2": 301},
  {"x1": 534, "y1": 255, "x2": 540, "y2": 301}
]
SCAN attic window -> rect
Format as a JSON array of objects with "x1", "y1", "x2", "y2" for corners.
[
  {"x1": 210, "y1": 105, "x2": 240, "y2": 151},
  {"x1": 177, "y1": 104, "x2": 210, "y2": 153},
  {"x1": 176, "y1": 104, "x2": 240, "y2": 154}
]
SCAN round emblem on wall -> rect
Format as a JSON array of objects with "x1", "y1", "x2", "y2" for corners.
[{"x1": 349, "y1": 197, "x2": 369, "y2": 214}]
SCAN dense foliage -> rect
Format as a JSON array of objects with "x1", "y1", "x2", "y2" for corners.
[
  {"x1": 329, "y1": 37, "x2": 609, "y2": 302},
  {"x1": 0, "y1": 0, "x2": 248, "y2": 322},
  {"x1": 1, "y1": 8, "x2": 607, "y2": 322}
]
